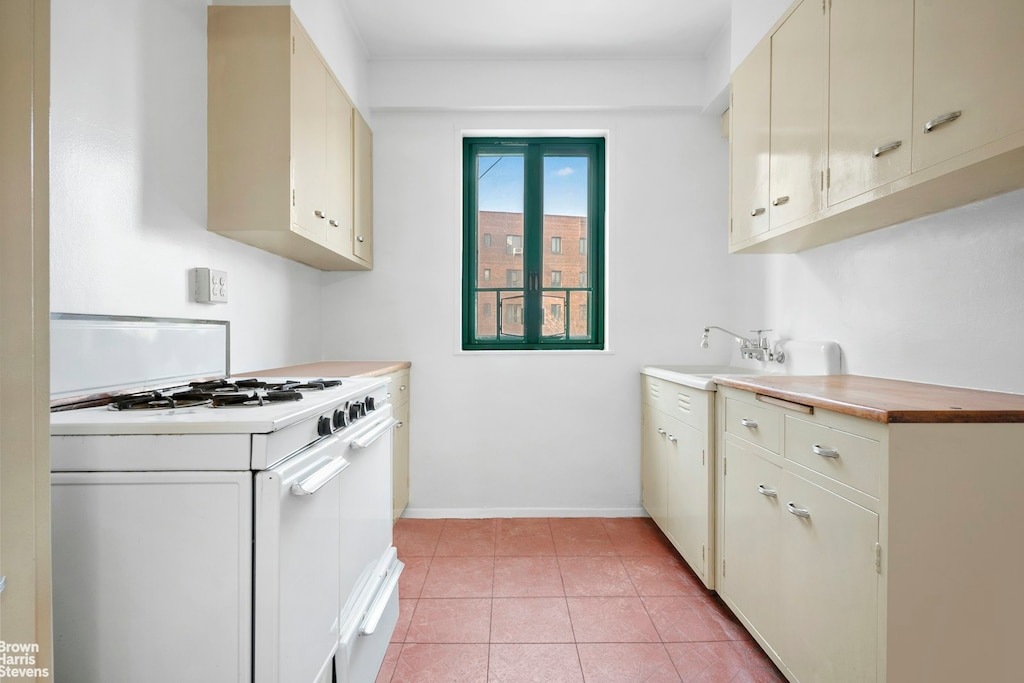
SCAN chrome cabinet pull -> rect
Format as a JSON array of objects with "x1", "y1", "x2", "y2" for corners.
[
  {"x1": 0, "y1": 576, "x2": 6, "y2": 594},
  {"x1": 668, "y1": 434, "x2": 678, "y2": 443},
  {"x1": 772, "y1": 196, "x2": 790, "y2": 206},
  {"x1": 329, "y1": 219, "x2": 339, "y2": 227},
  {"x1": 656, "y1": 428, "x2": 667, "y2": 436},
  {"x1": 314, "y1": 210, "x2": 326, "y2": 219},
  {"x1": 812, "y1": 444, "x2": 840, "y2": 458},
  {"x1": 757, "y1": 484, "x2": 777, "y2": 497},
  {"x1": 740, "y1": 418, "x2": 758, "y2": 429},
  {"x1": 923, "y1": 110, "x2": 961, "y2": 133},
  {"x1": 750, "y1": 207, "x2": 766, "y2": 217},
  {"x1": 357, "y1": 235, "x2": 365, "y2": 243},
  {"x1": 396, "y1": 421, "x2": 404, "y2": 429},
  {"x1": 872, "y1": 140, "x2": 903, "y2": 157},
  {"x1": 400, "y1": 385, "x2": 407, "y2": 392},
  {"x1": 787, "y1": 502, "x2": 811, "y2": 518}
]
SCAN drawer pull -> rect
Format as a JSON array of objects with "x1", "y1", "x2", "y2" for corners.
[
  {"x1": 772, "y1": 195, "x2": 790, "y2": 206},
  {"x1": 740, "y1": 418, "x2": 758, "y2": 429},
  {"x1": 757, "y1": 484, "x2": 777, "y2": 497},
  {"x1": 668, "y1": 434, "x2": 678, "y2": 443},
  {"x1": 314, "y1": 209, "x2": 326, "y2": 219},
  {"x1": 787, "y1": 502, "x2": 811, "y2": 518},
  {"x1": 872, "y1": 140, "x2": 903, "y2": 158},
  {"x1": 656, "y1": 428, "x2": 667, "y2": 436},
  {"x1": 750, "y1": 207, "x2": 766, "y2": 217},
  {"x1": 923, "y1": 110, "x2": 961, "y2": 133},
  {"x1": 812, "y1": 444, "x2": 840, "y2": 459}
]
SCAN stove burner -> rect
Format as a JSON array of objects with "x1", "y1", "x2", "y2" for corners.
[
  {"x1": 210, "y1": 390, "x2": 304, "y2": 408},
  {"x1": 109, "y1": 390, "x2": 214, "y2": 411}
]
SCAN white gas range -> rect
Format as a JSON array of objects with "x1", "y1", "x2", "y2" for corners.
[{"x1": 49, "y1": 315, "x2": 401, "y2": 683}]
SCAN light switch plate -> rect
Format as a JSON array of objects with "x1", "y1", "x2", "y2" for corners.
[{"x1": 194, "y1": 268, "x2": 227, "y2": 304}]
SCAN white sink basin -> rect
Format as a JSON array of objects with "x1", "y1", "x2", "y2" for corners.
[{"x1": 641, "y1": 364, "x2": 772, "y2": 391}]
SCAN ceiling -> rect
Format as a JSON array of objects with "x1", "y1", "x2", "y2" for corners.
[{"x1": 341, "y1": 0, "x2": 732, "y2": 61}]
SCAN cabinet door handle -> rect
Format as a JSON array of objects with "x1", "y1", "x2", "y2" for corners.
[
  {"x1": 314, "y1": 210, "x2": 326, "y2": 219},
  {"x1": 668, "y1": 434, "x2": 678, "y2": 443},
  {"x1": 787, "y1": 502, "x2": 811, "y2": 518},
  {"x1": 872, "y1": 140, "x2": 903, "y2": 158},
  {"x1": 750, "y1": 207, "x2": 766, "y2": 217},
  {"x1": 396, "y1": 421, "x2": 404, "y2": 429},
  {"x1": 329, "y1": 219, "x2": 339, "y2": 227},
  {"x1": 357, "y1": 235, "x2": 365, "y2": 243},
  {"x1": 757, "y1": 484, "x2": 777, "y2": 497},
  {"x1": 740, "y1": 418, "x2": 758, "y2": 429},
  {"x1": 656, "y1": 428, "x2": 667, "y2": 436},
  {"x1": 812, "y1": 444, "x2": 840, "y2": 458},
  {"x1": 923, "y1": 110, "x2": 961, "y2": 133},
  {"x1": 400, "y1": 385, "x2": 407, "y2": 392},
  {"x1": 772, "y1": 196, "x2": 790, "y2": 206}
]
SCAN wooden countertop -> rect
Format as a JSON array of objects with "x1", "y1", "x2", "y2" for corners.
[
  {"x1": 713, "y1": 374, "x2": 1024, "y2": 424},
  {"x1": 243, "y1": 360, "x2": 410, "y2": 379}
]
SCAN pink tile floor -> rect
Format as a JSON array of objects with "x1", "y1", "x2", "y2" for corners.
[{"x1": 379, "y1": 517, "x2": 787, "y2": 682}]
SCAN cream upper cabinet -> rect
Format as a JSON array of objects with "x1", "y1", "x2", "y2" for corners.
[
  {"x1": 912, "y1": 0, "x2": 1024, "y2": 172},
  {"x1": 768, "y1": 0, "x2": 826, "y2": 230},
  {"x1": 353, "y1": 109, "x2": 374, "y2": 267},
  {"x1": 325, "y1": 82, "x2": 355, "y2": 257},
  {"x1": 729, "y1": 37, "x2": 771, "y2": 246},
  {"x1": 827, "y1": 0, "x2": 914, "y2": 206},
  {"x1": 208, "y1": 6, "x2": 372, "y2": 271}
]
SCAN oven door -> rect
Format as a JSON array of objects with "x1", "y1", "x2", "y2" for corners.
[{"x1": 254, "y1": 434, "x2": 346, "y2": 683}]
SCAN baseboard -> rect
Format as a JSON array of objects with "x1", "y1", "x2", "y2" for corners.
[{"x1": 400, "y1": 506, "x2": 648, "y2": 519}]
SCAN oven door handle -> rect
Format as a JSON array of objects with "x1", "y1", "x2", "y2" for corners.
[
  {"x1": 290, "y1": 454, "x2": 350, "y2": 496},
  {"x1": 350, "y1": 417, "x2": 399, "y2": 450},
  {"x1": 359, "y1": 559, "x2": 404, "y2": 636}
]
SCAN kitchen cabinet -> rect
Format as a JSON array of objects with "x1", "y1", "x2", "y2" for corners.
[
  {"x1": 912, "y1": 0, "x2": 1024, "y2": 172},
  {"x1": 640, "y1": 374, "x2": 713, "y2": 587},
  {"x1": 208, "y1": 6, "x2": 372, "y2": 271},
  {"x1": 729, "y1": 0, "x2": 1024, "y2": 254},
  {"x1": 827, "y1": 0, "x2": 913, "y2": 206},
  {"x1": 387, "y1": 369, "x2": 410, "y2": 520},
  {"x1": 715, "y1": 378, "x2": 1024, "y2": 682},
  {"x1": 353, "y1": 109, "x2": 374, "y2": 267},
  {"x1": 729, "y1": 37, "x2": 771, "y2": 245}
]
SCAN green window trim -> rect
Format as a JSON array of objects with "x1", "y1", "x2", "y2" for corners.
[{"x1": 462, "y1": 136, "x2": 606, "y2": 351}]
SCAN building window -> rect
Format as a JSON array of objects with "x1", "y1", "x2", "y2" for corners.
[
  {"x1": 462, "y1": 137, "x2": 605, "y2": 350},
  {"x1": 483, "y1": 303, "x2": 492, "y2": 317}
]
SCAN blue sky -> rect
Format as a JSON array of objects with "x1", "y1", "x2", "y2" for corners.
[{"x1": 478, "y1": 155, "x2": 588, "y2": 217}]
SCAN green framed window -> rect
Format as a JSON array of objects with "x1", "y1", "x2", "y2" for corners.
[{"x1": 462, "y1": 137, "x2": 605, "y2": 350}]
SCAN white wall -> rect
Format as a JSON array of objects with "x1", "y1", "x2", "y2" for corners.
[
  {"x1": 49, "y1": 0, "x2": 370, "y2": 372},
  {"x1": 320, "y1": 100, "x2": 741, "y2": 516}
]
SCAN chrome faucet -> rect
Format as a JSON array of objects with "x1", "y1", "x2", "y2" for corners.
[{"x1": 701, "y1": 326, "x2": 786, "y2": 364}]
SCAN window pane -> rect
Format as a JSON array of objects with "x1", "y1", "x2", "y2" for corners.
[
  {"x1": 550, "y1": 270, "x2": 561, "y2": 287},
  {"x1": 551, "y1": 236, "x2": 561, "y2": 253},
  {"x1": 543, "y1": 155, "x2": 589, "y2": 321},
  {"x1": 476, "y1": 154, "x2": 524, "y2": 292},
  {"x1": 569, "y1": 291, "x2": 592, "y2": 341},
  {"x1": 542, "y1": 291, "x2": 568, "y2": 339},
  {"x1": 475, "y1": 291, "x2": 498, "y2": 339},
  {"x1": 499, "y1": 292, "x2": 525, "y2": 339}
]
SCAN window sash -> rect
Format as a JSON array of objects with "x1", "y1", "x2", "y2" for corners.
[{"x1": 462, "y1": 137, "x2": 605, "y2": 350}]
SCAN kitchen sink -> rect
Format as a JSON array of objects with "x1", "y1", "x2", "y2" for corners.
[{"x1": 640, "y1": 364, "x2": 774, "y2": 391}]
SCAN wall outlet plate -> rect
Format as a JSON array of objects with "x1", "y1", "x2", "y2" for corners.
[{"x1": 194, "y1": 268, "x2": 227, "y2": 304}]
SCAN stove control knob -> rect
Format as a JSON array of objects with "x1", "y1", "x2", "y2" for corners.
[
  {"x1": 317, "y1": 415, "x2": 333, "y2": 437},
  {"x1": 358, "y1": 401, "x2": 367, "y2": 418},
  {"x1": 332, "y1": 408, "x2": 347, "y2": 430},
  {"x1": 366, "y1": 396, "x2": 376, "y2": 411},
  {"x1": 348, "y1": 402, "x2": 362, "y2": 422}
]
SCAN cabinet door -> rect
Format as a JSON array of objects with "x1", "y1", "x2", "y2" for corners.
[
  {"x1": 730, "y1": 37, "x2": 771, "y2": 246},
  {"x1": 392, "y1": 401, "x2": 410, "y2": 521},
  {"x1": 913, "y1": 0, "x2": 1024, "y2": 171},
  {"x1": 827, "y1": 0, "x2": 913, "y2": 206},
  {"x1": 664, "y1": 417, "x2": 708, "y2": 582},
  {"x1": 778, "y1": 472, "x2": 879, "y2": 682},
  {"x1": 325, "y1": 81, "x2": 354, "y2": 257},
  {"x1": 769, "y1": 0, "x2": 826, "y2": 229},
  {"x1": 720, "y1": 438, "x2": 780, "y2": 646},
  {"x1": 641, "y1": 405, "x2": 669, "y2": 526},
  {"x1": 353, "y1": 109, "x2": 373, "y2": 265},
  {"x1": 290, "y1": 21, "x2": 327, "y2": 242}
]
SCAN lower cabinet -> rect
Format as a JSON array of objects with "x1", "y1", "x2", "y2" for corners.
[
  {"x1": 640, "y1": 374, "x2": 713, "y2": 587},
  {"x1": 385, "y1": 369, "x2": 410, "y2": 521}
]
